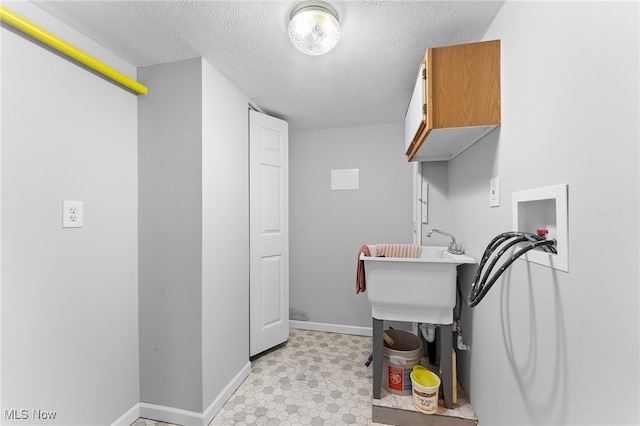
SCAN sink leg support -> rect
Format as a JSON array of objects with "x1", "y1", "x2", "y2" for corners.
[
  {"x1": 440, "y1": 323, "x2": 453, "y2": 409},
  {"x1": 372, "y1": 317, "x2": 383, "y2": 400}
]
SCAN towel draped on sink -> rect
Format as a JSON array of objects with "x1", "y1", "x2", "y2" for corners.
[{"x1": 356, "y1": 245, "x2": 371, "y2": 294}]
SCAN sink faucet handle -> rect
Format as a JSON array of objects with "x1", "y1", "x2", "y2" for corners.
[{"x1": 448, "y1": 243, "x2": 464, "y2": 255}]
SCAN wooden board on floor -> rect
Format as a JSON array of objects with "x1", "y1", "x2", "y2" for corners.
[{"x1": 373, "y1": 405, "x2": 478, "y2": 426}]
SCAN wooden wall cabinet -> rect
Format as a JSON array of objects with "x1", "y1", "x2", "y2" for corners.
[{"x1": 405, "y1": 40, "x2": 501, "y2": 162}]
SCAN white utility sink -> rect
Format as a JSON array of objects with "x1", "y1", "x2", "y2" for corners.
[{"x1": 361, "y1": 245, "x2": 476, "y2": 324}]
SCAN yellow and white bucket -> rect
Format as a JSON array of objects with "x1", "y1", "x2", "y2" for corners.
[{"x1": 410, "y1": 365, "x2": 441, "y2": 414}]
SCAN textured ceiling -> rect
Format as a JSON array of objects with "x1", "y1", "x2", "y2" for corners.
[{"x1": 32, "y1": 1, "x2": 505, "y2": 130}]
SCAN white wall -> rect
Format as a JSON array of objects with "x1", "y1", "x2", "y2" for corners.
[
  {"x1": 420, "y1": 161, "x2": 451, "y2": 246},
  {"x1": 201, "y1": 59, "x2": 250, "y2": 415},
  {"x1": 446, "y1": 2, "x2": 639, "y2": 425},
  {"x1": 1, "y1": 2, "x2": 139, "y2": 424},
  {"x1": 289, "y1": 123, "x2": 413, "y2": 330},
  {"x1": 138, "y1": 58, "x2": 204, "y2": 413},
  {"x1": 138, "y1": 57, "x2": 250, "y2": 424}
]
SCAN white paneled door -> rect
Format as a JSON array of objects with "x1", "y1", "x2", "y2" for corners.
[{"x1": 249, "y1": 110, "x2": 289, "y2": 356}]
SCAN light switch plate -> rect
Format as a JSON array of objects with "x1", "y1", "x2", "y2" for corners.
[
  {"x1": 489, "y1": 177, "x2": 500, "y2": 207},
  {"x1": 62, "y1": 200, "x2": 83, "y2": 228}
]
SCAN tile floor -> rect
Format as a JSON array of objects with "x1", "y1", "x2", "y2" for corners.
[
  {"x1": 132, "y1": 328, "x2": 477, "y2": 426},
  {"x1": 133, "y1": 328, "x2": 384, "y2": 426}
]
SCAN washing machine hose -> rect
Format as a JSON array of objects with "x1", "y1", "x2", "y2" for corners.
[{"x1": 468, "y1": 232, "x2": 556, "y2": 307}]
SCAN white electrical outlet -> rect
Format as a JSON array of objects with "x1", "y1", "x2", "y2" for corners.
[
  {"x1": 489, "y1": 177, "x2": 500, "y2": 207},
  {"x1": 62, "y1": 200, "x2": 83, "y2": 228}
]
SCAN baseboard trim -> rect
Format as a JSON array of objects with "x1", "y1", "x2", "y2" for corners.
[
  {"x1": 202, "y1": 361, "x2": 251, "y2": 425},
  {"x1": 290, "y1": 320, "x2": 372, "y2": 336},
  {"x1": 138, "y1": 402, "x2": 202, "y2": 426},
  {"x1": 113, "y1": 361, "x2": 251, "y2": 426},
  {"x1": 111, "y1": 403, "x2": 141, "y2": 426}
]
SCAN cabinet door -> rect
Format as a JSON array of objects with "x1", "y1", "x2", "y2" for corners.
[{"x1": 404, "y1": 63, "x2": 425, "y2": 154}]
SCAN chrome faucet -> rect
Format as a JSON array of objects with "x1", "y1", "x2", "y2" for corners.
[{"x1": 427, "y1": 228, "x2": 464, "y2": 255}]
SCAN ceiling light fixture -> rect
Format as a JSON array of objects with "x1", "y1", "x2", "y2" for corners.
[{"x1": 288, "y1": 1, "x2": 340, "y2": 56}]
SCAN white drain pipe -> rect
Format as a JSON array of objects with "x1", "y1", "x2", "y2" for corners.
[{"x1": 420, "y1": 323, "x2": 436, "y2": 343}]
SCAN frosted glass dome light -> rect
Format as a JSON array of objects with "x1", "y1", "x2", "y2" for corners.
[{"x1": 288, "y1": 1, "x2": 340, "y2": 56}]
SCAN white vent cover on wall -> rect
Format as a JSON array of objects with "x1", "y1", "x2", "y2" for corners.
[
  {"x1": 331, "y1": 169, "x2": 359, "y2": 190},
  {"x1": 512, "y1": 184, "x2": 569, "y2": 272}
]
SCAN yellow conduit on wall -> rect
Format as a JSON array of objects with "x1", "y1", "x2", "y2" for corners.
[{"x1": 0, "y1": 6, "x2": 148, "y2": 95}]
